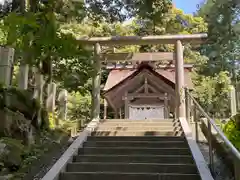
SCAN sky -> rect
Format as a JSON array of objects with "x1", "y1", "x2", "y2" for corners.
[{"x1": 173, "y1": 0, "x2": 205, "y2": 14}]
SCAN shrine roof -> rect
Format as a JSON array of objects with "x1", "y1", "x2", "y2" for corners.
[{"x1": 103, "y1": 64, "x2": 193, "y2": 92}]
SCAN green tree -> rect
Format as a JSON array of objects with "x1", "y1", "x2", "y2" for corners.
[
  {"x1": 85, "y1": 0, "x2": 172, "y2": 26},
  {"x1": 85, "y1": 0, "x2": 133, "y2": 23},
  {"x1": 0, "y1": 0, "x2": 92, "y2": 91},
  {"x1": 193, "y1": 71, "x2": 232, "y2": 117},
  {"x1": 198, "y1": 0, "x2": 240, "y2": 78}
]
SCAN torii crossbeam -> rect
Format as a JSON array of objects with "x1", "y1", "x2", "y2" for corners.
[{"x1": 77, "y1": 33, "x2": 207, "y2": 45}]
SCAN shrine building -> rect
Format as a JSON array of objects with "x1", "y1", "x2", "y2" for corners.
[{"x1": 102, "y1": 62, "x2": 193, "y2": 120}]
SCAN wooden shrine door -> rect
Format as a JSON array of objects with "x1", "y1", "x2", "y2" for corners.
[{"x1": 129, "y1": 105, "x2": 164, "y2": 120}]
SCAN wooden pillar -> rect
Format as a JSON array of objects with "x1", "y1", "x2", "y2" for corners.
[
  {"x1": 18, "y1": 64, "x2": 29, "y2": 89},
  {"x1": 0, "y1": 47, "x2": 14, "y2": 87},
  {"x1": 164, "y1": 93, "x2": 169, "y2": 119},
  {"x1": 114, "y1": 110, "x2": 118, "y2": 119},
  {"x1": 119, "y1": 108, "x2": 122, "y2": 119},
  {"x1": 104, "y1": 99, "x2": 108, "y2": 119},
  {"x1": 175, "y1": 40, "x2": 186, "y2": 119},
  {"x1": 124, "y1": 92, "x2": 129, "y2": 119},
  {"x1": 92, "y1": 43, "x2": 101, "y2": 120}
]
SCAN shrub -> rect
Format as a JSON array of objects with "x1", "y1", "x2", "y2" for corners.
[
  {"x1": 223, "y1": 114, "x2": 240, "y2": 150},
  {"x1": 0, "y1": 129, "x2": 70, "y2": 179},
  {"x1": 67, "y1": 91, "x2": 91, "y2": 128},
  {"x1": 0, "y1": 137, "x2": 25, "y2": 174}
]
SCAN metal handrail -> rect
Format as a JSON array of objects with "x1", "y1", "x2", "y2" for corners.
[{"x1": 186, "y1": 91, "x2": 240, "y2": 160}]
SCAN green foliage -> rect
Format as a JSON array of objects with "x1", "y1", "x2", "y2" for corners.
[
  {"x1": 53, "y1": 56, "x2": 93, "y2": 92},
  {"x1": 48, "y1": 113, "x2": 57, "y2": 130},
  {"x1": 198, "y1": 0, "x2": 240, "y2": 77},
  {"x1": 134, "y1": 7, "x2": 207, "y2": 52},
  {"x1": 197, "y1": 0, "x2": 215, "y2": 18},
  {"x1": 194, "y1": 0, "x2": 240, "y2": 116},
  {"x1": 68, "y1": 91, "x2": 92, "y2": 127},
  {"x1": 223, "y1": 114, "x2": 240, "y2": 150},
  {"x1": 47, "y1": 112, "x2": 79, "y2": 137},
  {"x1": 193, "y1": 71, "x2": 232, "y2": 117},
  {"x1": 133, "y1": 0, "x2": 172, "y2": 34},
  {"x1": 85, "y1": 0, "x2": 134, "y2": 23},
  {"x1": 60, "y1": 120, "x2": 78, "y2": 132},
  {"x1": 46, "y1": 112, "x2": 78, "y2": 132},
  {"x1": 0, "y1": 20, "x2": 7, "y2": 45},
  {"x1": 85, "y1": 0, "x2": 172, "y2": 24},
  {"x1": 21, "y1": 129, "x2": 67, "y2": 166},
  {"x1": 0, "y1": 129, "x2": 69, "y2": 178},
  {"x1": 0, "y1": 137, "x2": 25, "y2": 175},
  {"x1": 0, "y1": 0, "x2": 91, "y2": 92}
]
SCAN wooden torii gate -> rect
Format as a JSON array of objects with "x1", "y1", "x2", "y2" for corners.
[{"x1": 77, "y1": 34, "x2": 208, "y2": 121}]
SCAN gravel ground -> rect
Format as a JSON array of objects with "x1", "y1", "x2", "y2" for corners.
[{"x1": 198, "y1": 142, "x2": 234, "y2": 180}]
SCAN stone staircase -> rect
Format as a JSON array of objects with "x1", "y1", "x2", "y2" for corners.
[
  {"x1": 59, "y1": 119, "x2": 203, "y2": 180},
  {"x1": 93, "y1": 119, "x2": 183, "y2": 136}
]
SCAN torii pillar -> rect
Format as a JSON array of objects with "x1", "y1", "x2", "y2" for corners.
[
  {"x1": 175, "y1": 40, "x2": 186, "y2": 120},
  {"x1": 104, "y1": 99, "x2": 108, "y2": 119},
  {"x1": 92, "y1": 43, "x2": 101, "y2": 120}
]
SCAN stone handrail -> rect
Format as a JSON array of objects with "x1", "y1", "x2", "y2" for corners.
[
  {"x1": 187, "y1": 91, "x2": 240, "y2": 160},
  {"x1": 186, "y1": 90, "x2": 240, "y2": 180},
  {"x1": 177, "y1": 117, "x2": 214, "y2": 180}
]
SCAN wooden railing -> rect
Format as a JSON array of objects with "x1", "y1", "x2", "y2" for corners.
[{"x1": 185, "y1": 89, "x2": 240, "y2": 180}]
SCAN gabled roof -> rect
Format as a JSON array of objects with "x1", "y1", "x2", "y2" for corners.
[{"x1": 103, "y1": 64, "x2": 193, "y2": 92}]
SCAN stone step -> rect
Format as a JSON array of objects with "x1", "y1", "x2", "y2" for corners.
[
  {"x1": 92, "y1": 130, "x2": 183, "y2": 136},
  {"x1": 101, "y1": 119, "x2": 176, "y2": 123},
  {"x1": 96, "y1": 126, "x2": 179, "y2": 131},
  {"x1": 78, "y1": 147, "x2": 191, "y2": 155},
  {"x1": 99, "y1": 122, "x2": 178, "y2": 127},
  {"x1": 100, "y1": 118, "x2": 175, "y2": 122},
  {"x1": 60, "y1": 172, "x2": 201, "y2": 180},
  {"x1": 66, "y1": 162, "x2": 198, "y2": 174},
  {"x1": 73, "y1": 154, "x2": 195, "y2": 164},
  {"x1": 84, "y1": 141, "x2": 188, "y2": 148},
  {"x1": 87, "y1": 136, "x2": 186, "y2": 142}
]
